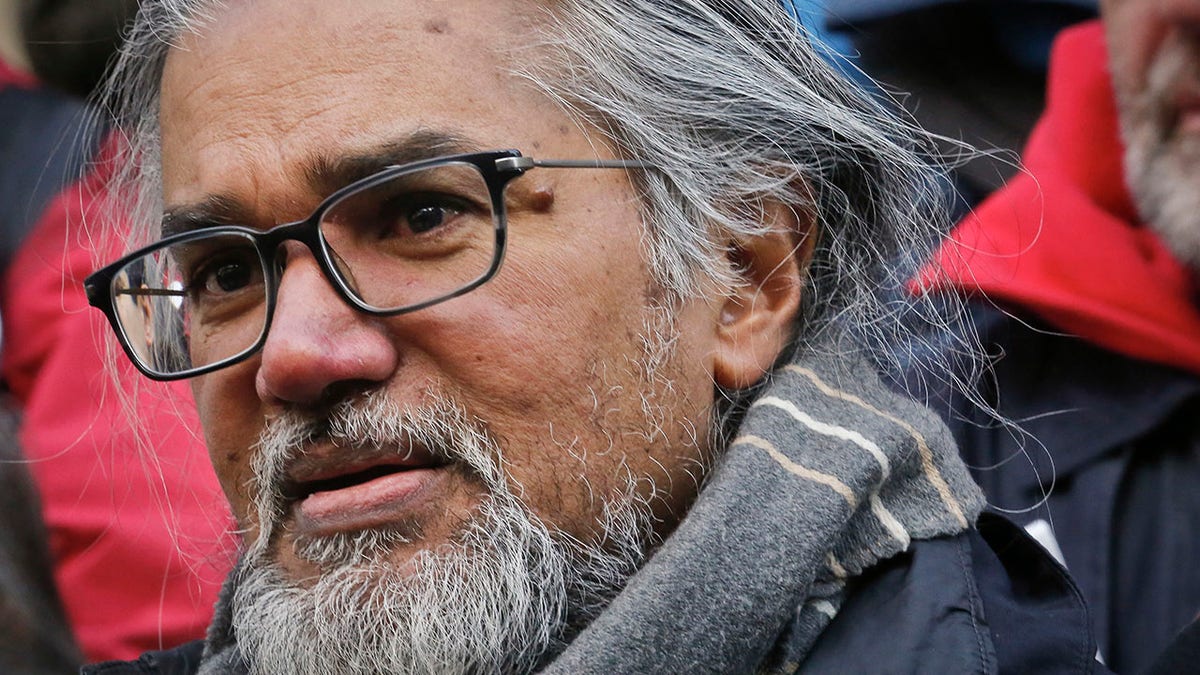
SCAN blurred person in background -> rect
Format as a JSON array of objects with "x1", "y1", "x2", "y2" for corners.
[
  {"x1": 19, "y1": 0, "x2": 138, "y2": 100},
  {"x1": 825, "y1": 0, "x2": 1097, "y2": 211},
  {"x1": 0, "y1": 0, "x2": 103, "y2": 270},
  {"x1": 0, "y1": 1, "x2": 95, "y2": 670},
  {"x1": 0, "y1": 0, "x2": 231, "y2": 663},
  {"x1": 914, "y1": 4, "x2": 1200, "y2": 671}
]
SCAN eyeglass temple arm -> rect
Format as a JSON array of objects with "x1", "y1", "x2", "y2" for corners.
[{"x1": 115, "y1": 288, "x2": 187, "y2": 297}]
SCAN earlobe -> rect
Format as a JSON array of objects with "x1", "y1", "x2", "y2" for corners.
[{"x1": 712, "y1": 203, "x2": 814, "y2": 390}]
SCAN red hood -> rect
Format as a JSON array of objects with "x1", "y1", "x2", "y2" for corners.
[{"x1": 914, "y1": 21, "x2": 1200, "y2": 376}]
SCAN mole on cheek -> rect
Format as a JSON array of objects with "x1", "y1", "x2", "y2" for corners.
[{"x1": 530, "y1": 186, "x2": 556, "y2": 213}]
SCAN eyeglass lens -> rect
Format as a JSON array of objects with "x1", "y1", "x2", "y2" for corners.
[{"x1": 108, "y1": 161, "x2": 500, "y2": 376}]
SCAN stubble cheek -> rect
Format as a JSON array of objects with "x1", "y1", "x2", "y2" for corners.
[
  {"x1": 490, "y1": 346, "x2": 709, "y2": 545},
  {"x1": 191, "y1": 374, "x2": 264, "y2": 531},
  {"x1": 438, "y1": 347, "x2": 632, "y2": 543}
]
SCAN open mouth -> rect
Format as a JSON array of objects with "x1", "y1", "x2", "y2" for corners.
[
  {"x1": 282, "y1": 447, "x2": 451, "y2": 537},
  {"x1": 286, "y1": 462, "x2": 423, "y2": 501}
]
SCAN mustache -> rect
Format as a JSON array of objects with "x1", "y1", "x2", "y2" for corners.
[{"x1": 245, "y1": 390, "x2": 506, "y2": 560}]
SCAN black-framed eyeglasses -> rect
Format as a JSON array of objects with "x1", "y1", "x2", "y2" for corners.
[{"x1": 85, "y1": 150, "x2": 649, "y2": 381}]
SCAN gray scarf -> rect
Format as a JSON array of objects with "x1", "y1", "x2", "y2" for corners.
[{"x1": 199, "y1": 341, "x2": 984, "y2": 673}]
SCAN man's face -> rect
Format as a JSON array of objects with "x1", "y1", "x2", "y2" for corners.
[
  {"x1": 160, "y1": 0, "x2": 735, "y2": 667},
  {"x1": 1103, "y1": 0, "x2": 1200, "y2": 270}
]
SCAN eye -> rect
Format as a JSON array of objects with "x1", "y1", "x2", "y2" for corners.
[
  {"x1": 381, "y1": 193, "x2": 470, "y2": 238},
  {"x1": 406, "y1": 201, "x2": 459, "y2": 234},
  {"x1": 207, "y1": 259, "x2": 254, "y2": 293},
  {"x1": 187, "y1": 248, "x2": 264, "y2": 298}
]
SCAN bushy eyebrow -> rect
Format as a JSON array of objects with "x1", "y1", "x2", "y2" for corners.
[
  {"x1": 160, "y1": 129, "x2": 481, "y2": 238},
  {"x1": 161, "y1": 194, "x2": 249, "y2": 238},
  {"x1": 302, "y1": 129, "x2": 477, "y2": 197}
]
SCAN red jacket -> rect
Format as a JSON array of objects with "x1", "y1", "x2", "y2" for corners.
[{"x1": 915, "y1": 21, "x2": 1200, "y2": 376}]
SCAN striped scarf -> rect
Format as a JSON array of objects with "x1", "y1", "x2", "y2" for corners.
[{"x1": 543, "y1": 340, "x2": 985, "y2": 673}]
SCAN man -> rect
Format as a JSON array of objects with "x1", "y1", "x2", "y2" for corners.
[
  {"x1": 82, "y1": 1, "x2": 1104, "y2": 673},
  {"x1": 915, "y1": 4, "x2": 1200, "y2": 672}
]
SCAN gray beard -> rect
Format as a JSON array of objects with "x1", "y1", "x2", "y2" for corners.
[
  {"x1": 230, "y1": 392, "x2": 662, "y2": 675},
  {"x1": 1117, "y1": 42, "x2": 1200, "y2": 273}
]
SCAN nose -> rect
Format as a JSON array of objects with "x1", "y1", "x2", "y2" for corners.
[{"x1": 255, "y1": 243, "x2": 398, "y2": 406}]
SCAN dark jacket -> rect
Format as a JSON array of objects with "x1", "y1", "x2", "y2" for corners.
[
  {"x1": 934, "y1": 301, "x2": 1200, "y2": 673},
  {"x1": 83, "y1": 514, "x2": 1105, "y2": 674},
  {"x1": 0, "y1": 403, "x2": 82, "y2": 674},
  {"x1": 0, "y1": 75, "x2": 97, "y2": 272},
  {"x1": 1144, "y1": 619, "x2": 1200, "y2": 675}
]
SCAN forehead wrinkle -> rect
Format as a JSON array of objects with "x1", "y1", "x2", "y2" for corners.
[
  {"x1": 160, "y1": 0, "x2": 584, "y2": 234},
  {"x1": 163, "y1": 45, "x2": 374, "y2": 141},
  {"x1": 160, "y1": 9, "x2": 529, "y2": 170},
  {"x1": 162, "y1": 0, "x2": 555, "y2": 120}
]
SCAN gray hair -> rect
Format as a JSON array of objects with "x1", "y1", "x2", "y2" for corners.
[
  {"x1": 523, "y1": 1, "x2": 972, "y2": 389},
  {"x1": 97, "y1": 0, "x2": 976, "y2": 401}
]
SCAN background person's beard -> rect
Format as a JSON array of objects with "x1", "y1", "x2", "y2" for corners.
[
  {"x1": 231, "y1": 391, "x2": 662, "y2": 675},
  {"x1": 1117, "y1": 42, "x2": 1200, "y2": 273}
]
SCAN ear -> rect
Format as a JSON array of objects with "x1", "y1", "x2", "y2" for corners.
[{"x1": 712, "y1": 202, "x2": 815, "y2": 390}]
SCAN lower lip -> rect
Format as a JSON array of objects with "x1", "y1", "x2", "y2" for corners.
[{"x1": 292, "y1": 468, "x2": 443, "y2": 537}]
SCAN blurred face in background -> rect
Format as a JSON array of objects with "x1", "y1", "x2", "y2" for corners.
[{"x1": 1103, "y1": 0, "x2": 1200, "y2": 271}]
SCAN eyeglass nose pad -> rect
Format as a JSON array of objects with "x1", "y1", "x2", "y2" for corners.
[
  {"x1": 270, "y1": 238, "x2": 362, "y2": 311},
  {"x1": 265, "y1": 242, "x2": 290, "y2": 294},
  {"x1": 270, "y1": 238, "x2": 322, "y2": 277},
  {"x1": 326, "y1": 246, "x2": 362, "y2": 296}
]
